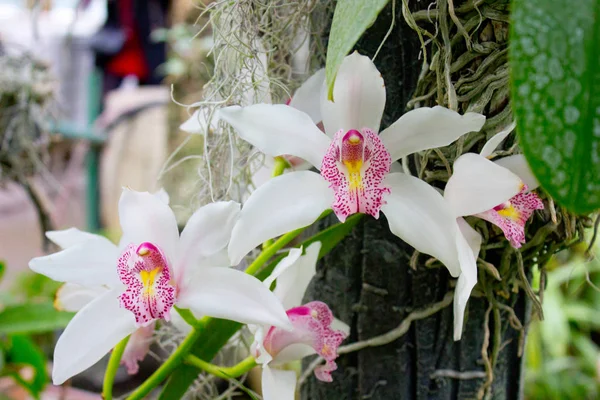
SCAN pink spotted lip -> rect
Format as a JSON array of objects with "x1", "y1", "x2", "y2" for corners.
[
  {"x1": 117, "y1": 242, "x2": 176, "y2": 326},
  {"x1": 321, "y1": 128, "x2": 392, "y2": 222},
  {"x1": 475, "y1": 185, "x2": 544, "y2": 248},
  {"x1": 261, "y1": 301, "x2": 347, "y2": 382}
]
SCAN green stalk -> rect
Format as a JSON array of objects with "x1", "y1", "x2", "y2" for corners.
[
  {"x1": 184, "y1": 355, "x2": 257, "y2": 379},
  {"x1": 103, "y1": 335, "x2": 130, "y2": 400},
  {"x1": 125, "y1": 326, "x2": 204, "y2": 400}
]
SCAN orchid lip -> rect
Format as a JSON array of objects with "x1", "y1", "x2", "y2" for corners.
[
  {"x1": 321, "y1": 128, "x2": 391, "y2": 222},
  {"x1": 117, "y1": 242, "x2": 176, "y2": 326}
]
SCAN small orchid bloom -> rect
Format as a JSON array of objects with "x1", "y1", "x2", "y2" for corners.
[
  {"x1": 251, "y1": 242, "x2": 349, "y2": 400},
  {"x1": 29, "y1": 189, "x2": 291, "y2": 385},
  {"x1": 444, "y1": 122, "x2": 544, "y2": 248},
  {"x1": 444, "y1": 123, "x2": 544, "y2": 339},
  {"x1": 219, "y1": 52, "x2": 485, "y2": 291}
]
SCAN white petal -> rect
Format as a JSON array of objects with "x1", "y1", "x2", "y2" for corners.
[
  {"x1": 263, "y1": 248, "x2": 304, "y2": 290},
  {"x1": 272, "y1": 343, "x2": 316, "y2": 365},
  {"x1": 180, "y1": 108, "x2": 219, "y2": 135},
  {"x1": 444, "y1": 153, "x2": 523, "y2": 217},
  {"x1": 379, "y1": 106, "x2": 486, "y2": 162},
  {"x1": 219, "y1": 105, "x2": 330, "y2": 169},
  {"x1": 54, "y1": 283, "x2": 108, "y2": 312},
  {"x1": 118, "y1": 188, "x2": 180, "y2": 262},
  {"x1": 177, "y1": 267, "x2": 292, "y2": 329},
  {"x1": 261, "y1": 365, "x2": 297, "y2": 400},
  {"x1": 46, "y1": 228, "x2": 102, "y2": 249},
  {"x1": 52, "y1": 289, "x2": 137, "y2": 385},
  {"x1": 29, "y1": 238, "x2": 121, "y2": 287},
  {"x1": 175, "y1": 201, "x2": 240, "y2": 280},
  {"x1": 332, "y1": 317, "x2": 351, "y2": 336},
  {"x1": 453, "y1": 218, "x2": 481, "y2": 341},
  {"x1": 321, "y1": 52, "x2": 385, "y2": 136},
  {"x1": 228, "y1": 171, "x2": 332, "y2": 265},
  {"x1": 274, "y1": 242, "x2": 321, "y2": 310},
  {"x1": 480, "y1": 121, "x2": 516, "y2": 158},
  {"x1": 289, "y1": 69, "x2": 325, "y2": 124},
  {"x1": 456, "y1": 218, "x2": 482, "y2": 260},
  {"x1": 381, "y1": 173, "x2": 461, "y2": 277},
  {"x1": 494, "y1": 154, "x2": 539, "y2": 190},
  {"x1": 169, "y1": 308, "x2": 193, "y2": 335},
  {"x1": 153, "y1": 188, "x2": 170, "y2": 205}
]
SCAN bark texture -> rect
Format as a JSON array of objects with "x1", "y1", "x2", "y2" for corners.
[{"x1": 302, "y1": 2, "x2": 529, "y2": 399}]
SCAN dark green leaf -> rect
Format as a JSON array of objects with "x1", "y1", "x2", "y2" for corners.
[
  {"x1": 0, "y1": 303, "x2": 74, "y2": 335},
  {"x1": 4, "y1": 335, "x2": 48, "y2": 398},
  {"x1": 0, "y1": 261, "x2": 5, "y2": 283},
  {"x1": 326, "y1": 0, "x2": 389, "y2": 100},
  {"x1": 511, "y1": 0, "x2": 600, "y2": 214}
]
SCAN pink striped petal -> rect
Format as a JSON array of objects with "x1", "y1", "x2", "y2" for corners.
[
  {"x1": 121, "y1": 322, "x2": 155, "y2": 375},
  {"x1": 475, "y1": 186, "x2": 544, "y2": 248},
  {"x1": 321, "y1": 128, "x2": 391, "y2": 222},
  {"x1": 262, "y1": 301, "x2": 347, "y2": 382},
  {"x1": 117, "y1": 242, "x2": 176, "y2": 326}
]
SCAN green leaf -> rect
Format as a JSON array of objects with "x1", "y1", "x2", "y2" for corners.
[
  {"x1": 0, "y1": 261, "x2": 5, "y2": 283},
  {"x1": 4, "y1": 335, "x2": 48, "y2": 398},
  {"x1": 326, "y1": 0, "x2": 389, "y2": 100},
  {"x1": 0, "y1": 303, "x2": 74, "y2": 335},
  {"x1": 510, "y1": 0, "x2": 600, "y2": 214}
]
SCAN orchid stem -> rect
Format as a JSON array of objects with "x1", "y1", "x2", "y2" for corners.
[
  {"x1": 103, "y1": 335, "x2": 130, "y2": 400},
  {"x1": 125, "y1": 326, "x2": 204, "y2": 400},
  {"x1": 184, "y1": 355, "x2": 257, "y2": 379}
]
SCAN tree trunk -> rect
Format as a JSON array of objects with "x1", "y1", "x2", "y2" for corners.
[{"x1": 302, "y1": 2, "x2": 530, "y2": 399}]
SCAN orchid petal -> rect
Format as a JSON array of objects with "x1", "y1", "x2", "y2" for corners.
[
  {"x1": 29, "y1": 237, "x2": 121, "y2": 287},
  {"x1": 52, "y1": 289, "x2": 137, "y2": 385},
  {"x1": 273, "y1": 242, "x2": 321, "y2": 310},
  {"x1": 381, "y1": 173, "x2": 461, "y2": 277},
  {"x1": 228, "y1": 172, "x2": 332, "y2": 265},
  {"x1": 261, "y1": 365, "x2": 297, "y2": 400},
  {"x1": 289, "y1": 69, "x2": 325, "y2": 123},
  {"x1": 379, "y1": 106, "x2": 486, "y2": 162},
  {"x1": 153, "y1": 188, "x2": 170, "y2": 205},
  {"x1": 444, "y1": 153, "x2": 524, "y2": 217},
  {"x1": 170, "y1": 308, "x2": 193, "y2": 335},
  {"x1": 263, "y1": 248, "x2": 303, "y2": 290},
  {"x1": 54, "y1": 283, "x2": 108, "y2": 312},
  {"x1": 219, "y1": 105, "x2": 330, "y2": 169},
  {"x1": 321, "y1": 52, "x2": 385, "y2": 136},
  {"x1": 122, "y1": 322, "x2": 155, "y2": 375},
  {"x1": 180, "y1": 108, "x2": 219, "y2": 135},
  {"x1": 118, "y1": 189, "x2": 179, "y2": 262},
  {"x1": 453, "y1": 218, "x2": 482, "y2": 341},
  {"x1": 480, "y1": 121, "x2": 516, "y2": 158},
  {"x1": 494, "y1": 154, "x2": 540, "y2": 190},
  {"x1": 177, "y1": 267, "x2": 291, "y2": 329},
  {"x1": 176, "y1": 201, "x2": 240, "y2": 280},
  {"x1": 46, "y1": 228, "x2": 102, "y2": 249}
]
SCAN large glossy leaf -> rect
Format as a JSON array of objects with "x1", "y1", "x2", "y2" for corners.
[
  {"x1": 0, "y1": 303, "x2": 74, "y2": 335},
  {"x1": 511, "y1": 0, "x2": 600, "y2": 214},
  {"x1": 325, "y1": 0, "x2": 389, "y2": 100}
]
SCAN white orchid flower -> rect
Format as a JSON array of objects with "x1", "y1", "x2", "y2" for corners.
[
  {"x1": 29, "y1": 189, "x2": 291, "y2": 385},
  {"x1": 445, "y1": 122, "x2": 544, "y2": 248},
  {"x1": 444, "y1": 122, "x2": 544, "y2": 340},
  {"x1": 250, "y1": 242, "x2": 349, "y2": 400},
  {"x1": 219, "y1": 52, "x2": 485, "y2": 296}
]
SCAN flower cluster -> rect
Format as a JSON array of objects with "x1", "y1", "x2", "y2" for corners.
[{"x1": 29, "y1": 52, "x2": 543, "y2": 399}]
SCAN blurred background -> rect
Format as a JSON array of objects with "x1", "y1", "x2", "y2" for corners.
[{"x1": 0, "y1": 1, "x2": 598, "y2": 399}]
